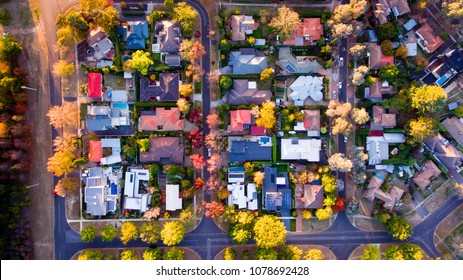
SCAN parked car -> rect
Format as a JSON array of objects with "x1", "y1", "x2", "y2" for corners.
[
  {"x1": 332, "y1": 91, "x2": 336, "y2": 99},
  {"x1": 207, "y1": 148, "x2": 211, "y2": 157},
  {"x1": 338, "y1": 82, "x2": 342, "y2": 89},
  {"x1": 344, "y1": 135, "x2": 348, "y2": 143}
]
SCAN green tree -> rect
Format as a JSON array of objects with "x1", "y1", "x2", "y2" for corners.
[
  {"x1": 80, "y1": 225, "x2": 97, "y2": 243},
  {"x1": 80, "y1": 0, "x2": 107, "y2": 17},
  {"x1": 0, "y1": 34, "x2": 22, "y2": 61},
  {"x1": 172, "y1": 2, "x2": 198, "y2": 36},
  {"x1": 95, "y1": 6, "x2": 120, "y2": 32},
  {"x1": 378, "y1": 65, "x2": 399, "y2": 84},
  {"x1": 131, "y1": 50, "x2": 154, "y2": 75},
  {"x1": 381, "y1": 40, "x2": 394, "y2": 56},
  {"x1": 223, "y1": 247, "x2": 237, "y2": 260},
  {"x1": 454, "y1": 106, "x2": 463, "y2": 118},
  {"x1": 120, "y1": 249, "x2": 138, "y2": 260},
  {"x1": 161, "y1": 221, "x2": 186, "y2": 246},
  {"x1": 219, "y1": 39, "x2": 231, "y2": 53},
  {"x1": 230, "y1": 225, "x2": 253, "y2": 244},
  {"x1": 253, "y1": 215, "x2": 286, "y2": 249},
  {"x1": 143, "y1": 248, "x2": 163, "y2": 260},
  {"x1": 120, "y1": 221, "x2": 138, "y2": 245},
  {"x1": 376, "y1": 21, "x2": 398, "y2": 40},
  {"x1": 219, "y1": 75, "x2": 232, "y2": 89},
  {"x1": 385, "y1": 216, "x2": 413, "y2": 241},
  {"x1": 304, "y1": 248, "x2": 324, "y2": 260},
  {"x1": 164, "y1": 0, "x2": 174, "y2": 11},
  {"x1": 260, "y1": 68, "x2": 274, "y2": 82},
  {"x1": 78, "y1": 249, "x2": 103, "y2": 260},
  {"x1": 384, "y1": 245, "x2": 404, "y2": 260},
  {"x1": 279, "y1": 245, "x2": 303, "y2": 260},
  {"x1": 139, "y1": 221, "x2": 160, "y2": 244},
  {"x1": 56, "y1": 25, "x2": 79, "y2": 49},
  {"x1": 65, "y1": 11, "x2": 88, "y2": 32},
  {"x1": 100, "y1": 225, "x2": 118, "y2": 242},
  {"x1": 254, "y1": 248, "x2": 278, "y2": 260},
  {"x1": 409, "y1": 85, "x2": 446, "y2": 115},
  {"x1": 401, "y1": 244, "x2": 423, "y2": 260},
  {"x1": 405, "y1": 117, "x2": 435, "y2": 145},
  {"x1": 388, "y1": 92, "x2": 409, "y2": 112},
  {"x1": 163, "y1": 247, "x2": 184, "y2": 260},
  {"x1": 360, "y1": 244, "x2": 381, "y2": 260}
]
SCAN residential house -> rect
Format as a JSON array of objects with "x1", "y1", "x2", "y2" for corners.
[
  {"x1": 227, "y1": 48, "x2": 268, "y2": 75},
  {"x1": 416, "y1": 23, "x2": 444, "y2": 54},
  {"x1": 229, "y1": 136, "x2": 272, "y2": 162},
  {"x1": 118, "y1": 21, "x2": 149, "y2": 50},
  {"x1": 229, "y1": 110, "x2": 253, "y2": 132},
  {"x1": 83, "y1": 27, "x2": 115, "y2": 63},
  {"x1": 295, "y1": 181, "x2": 324, "y2": 209},
  {"x1": 425, "y1": 133, "x2": 463, "y2": 183},
  {"x1": 420, "y1": 49, "x2": 463, "y2": 86},
  {"x1": 368, "y1": 43, "x2": 394, "y2": 70},
  {"x1": 123, "y1": 168, "x2": 151, "y2": 212},
  {"x1": 166, "y1": 184, "x2": 182, "y2": 211},
  {"x1": 89, "y1": 138, "x2": 122, "y2": 165},
  {"x1": 365, "y1": 80, "x2": 393, "y2": 102},
  {"x1": 289, "y1": 76, "x2": 324, "y2": 105},
  {"x1": 371, "y1": 106, "x2": 396, "y2": 130},
  {"x1": 87, "y1": 105, "x2": 130, "y2": 131},
  {"x1": 442, "y1": 117, "x2": 463, "y2": 147},
  {"x1": 84, "y1": 167, "x2": 119, "y2": 216},
  {"x1": 374, "y1": 0, "x2": 411, "y2": 25},
  {"x1": 412, "y1": 160, "x2": 441, "y2": 191},
  {"x1": 364, "y1": 171, "x2": 404, "y2": 211},
  {"x1": 229, "y1": 15, "x2": 258, "y2": 41},
  {"x1": 88, "y1": 72, "x2": 102, "y2": 99},
  {"x1": 366, "y1": 133, "x2": 406, "y2": 165},
  {"x1": 225, "y1": 79, "x2": 271, "y2": 105},
  {"x1": 227, "y1": 168, "x2": 258, "y2": 210},
  {"x1": 262, "y1": 166, "x2": 291, "y2": 228},
  {"x1": 138, "y1": 107, "x2": 183, "y2": 132},
  {"x1": 293, "y1": 110, "x2": 321, "y2": 137},
  {"x1": 140, "y1": 73, "x2": 180, "y2": 102},
  {"x1": 283, "y1": 18, "x2": 324, "y2": 46},
  {"x1": 278, "y1": 47, "x2": 323, "y2": 74},
  {"x1": 281, "y1": 138, "x2": 322, "y2": 162},
  {"x1": 154, "y1": 21, "x2": 182, "y2": 66},
  {"x1": 139, "y1": 137, "x2": 184, "y2": 164}
]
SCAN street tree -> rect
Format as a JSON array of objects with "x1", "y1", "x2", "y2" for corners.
[
  {"x1": 351, "y1": 65, "x2": 369, "y2": 86},
  {"x1": 321, "y1": 173, "x2": 337, "y2": 193},
  {"x1": 161, "y1": 221, "x2": 186, "y2": 246},
  {"x1": 331, "y1": 22, "x2": 354, "y2": 39},
  {"x1": 279, "y1": 245, "x2": 303, "y2": 260},
  {"x1": 53, "y1": 60, "x2": 75, "y2": 79},
  {"x1": 223, "y1": 247, "x2": 237, "y2": 260},
  {"x1": 179, "y1": 207, "x2": 195, "y2": 228},
  {"x1": 351, "y1": 107, "x2": 370, "y2": 125},
  {"x1": 385, "y1": 215, "x2": 413, "y2": 241},
  {"x1": 331, "y1": 117, "x2": 352, "y2": 135},
  {"x1": 304, "y1": 248, "x2": 324, "y2": 260},
  {"x1": 395, "y1": 45, "x2": 408, "y2": 59},
  {"x1": 172, "y1": 2, "x2": 197, "y2": 36},
  {"x1": 47, "y1": 151, "x2": 75, "y2": 177},
  {"x1": 442, "y1": 0, "x2": 463, "y2": 19},
  {"x1": 328, "y1": 153, "x2": 353, "y2": 172},
  {"x1": 164, "y1": 247, "x2": 184, "y2": 260},
  {"x1": 219, "y1": 75, "x2": 232, "y2": 89},
  {"x1": 120, "y1": 249, "x2": 138, "y2": 260},
  {"x1": 405, "y1": 117, "x2": 435, "y2": 145},
  {"x1": 0, "y1": 35, "x2": 22, "y2": 61},
  {"x1": 384, "y1": 245, "x2": 404, "y2": 260},
  {"x1": 164, "y1": 0, "x2": 175, "y2": 11},
  {"x1": 316, "y1": 207, "x2": 333, "y2": 221},
  {"x1": 120, "y1": 221, "x2": 138, "y2": 245},
  {"x1": 326, "y1": 100, "x2": 352, "y2": 118},
  {"x1": 177, "y1": 98, "x2": 191, "y2": 114},
  {"x1": 143, "y1": 248, "x2": 163, "y2": 260},
  {"x1": 401, "y1": 244, "x2": 423, "y2": 260},
  {"x1": 349, "y1": 44, "x2": 366, "y2": 59},
  {"x1": 54, "y1": 177, "x2": 79, "y2": 197},
  {"x1": 46, "y1": 103, "x2": 79, "y2": 130},
  {"x1": 409, "y1": 84, "x2": 446, "y2": 115},
  {"x1": 139, "y1": 221, "x2": 160, "y2": 244},
  {"x1": 254, "y1": 248, "x2": 278, "y2": 260},
  {"x1": 361, "y1": 244, "x2": 381, "y2": 260},
  {"x1": 80, "y1": 224, "x2": 97, "y2": 243},
  {"x1": 268, "y1": 6, "x2": 301, "y2": 39},
  {"x1": 100, "y1": 225, "x2": 118, "y2": 242},
  {"x1": 78, "y1": 249, "x2": 103, "y2": 260},
  {"x1": 253, "y1": 215, "x2": 286, "y2": 248}
]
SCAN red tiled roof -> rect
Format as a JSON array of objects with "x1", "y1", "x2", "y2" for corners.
[
  {"x1": 230, "y1": 110, "x2": 252, "y2": 132},
  {"x1": 369, "y1": 43, "x2": 394, "y2": 69},
  {"x1": 369, "y1": 130, "x2": 384, "y2": 137},
  {"x1": 250, "y1": 125, "x2": 265, "y2": 135},
  {"x1": 88, "y1": 72, "x2": 102, "y2": 98},
  {"x1": 89, "y1": 140, "x2": 102, "y2": 162},
  {"x1": 138, "y1": 107, "x2": 183, "y2": 131}
]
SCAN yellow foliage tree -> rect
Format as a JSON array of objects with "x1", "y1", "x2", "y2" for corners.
[
  {"x1": 315, "y1": 207, "x2": 333, "y2": 221},
  {"x1": 409, "y1": 85, "x2": 446, "y2": 115},
  {"x1": 304, "y1": 248, "x2": 325, "y2": 260},
  {"x1": 351, "y1": 107, "x2": 370, "y2": 125},
  {"x1": 260, "y1": 67, "x2": 274, "y2": 82},
  {"x1": 253, "y1": 215, "x2": 286, "y2": 249},
  {"x1": 161, "y1": 221, "x2": 186, "y2": 246},
  {"x1": 255, "y1": 101, "x2": 276, "y2": 129},
  {"x1": 332, "y1": 117, "x2": 352, "y2": 135},
  {"x1": 253, "y1": 171, "x2": 264, "y2": 187},
  {"x1": 268, "y1": 5, "x2": 301, "y2": 38},
  {"x1": 179, "y1": 83, "x2": 193, "y2": 97},
  {"x1": 177, "y1": 98, "x2": 191, "y2": 114},
  {"x1": 120, "y1": 222, "x2": 138, "y2": 245},
  {"x1": 47, "y1": 151, "x2": 75, "y2": 177},
  {"x1": 405, "y1": 117, "x2": 435, "y2": 145}
]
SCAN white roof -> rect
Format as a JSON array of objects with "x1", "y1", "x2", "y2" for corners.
[
  {"x1": 383, "y1": 133, "x2": 406, "y2": 143},
  {"x1": 101, "y1": 154, "x2": 122, "y2": 165},
  {"x1": 152, "y1": 43, "x2": 160, "y2": 53},
  {"x1": 124, "y1": 172, "x2": 135, "y2": 197},
  {"x1": 110, "y1": 90, "x2": 127, "y2": 102},
  {"x1": 166, "y1": 184, "x2": 182, "y2": 211},
  {"x1": 101, "y1": 138, "x2": 121, "y2": 149},
  {"x1": 289, "y1": 76, "x2": 323, "y2": 102},
  {"x1": 406, "y1": 43, "x2": 417, "y2": 56},
  {"x1": 254, "y1": 39, "x2": 266, "y2": 46},
  {"x1": 88, "y1": 105, "x2": 110, "y2": 116},
  {"x1": 276, "y1": 177, "x2": 286, "y2": 185},
  {"x1": 124, "y1": 71, "x2": 133, "y2": 79},
  {"x1": 123, "y1": 197, "x2": 141, "y2": 210},
  {"x1": 248, "y1": 81, "x2": 257, "y2": 89},
  {"x1": 281, "y1": 138, "x2": 321, "y2": 161},
  {"x1": 247, "y1": 183, "x2": 258, "y2": 210},
  {"x1": 228, "y1": 183, "x2": 247, "y2": 209}
]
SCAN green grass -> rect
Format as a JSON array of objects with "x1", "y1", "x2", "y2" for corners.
[
  {"x1": 0, "y1": 8, "x2": 12, "y2": 25},
  {"x1": 289, "y1": 219, "x2": 296, "y2": 232},
  {"x1": 80, "y1": 103, "x2": 88, "y2": 121}
]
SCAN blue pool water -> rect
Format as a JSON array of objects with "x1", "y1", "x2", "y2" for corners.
[
  {"x1": 436, "y1": 75, "x2": 448, "y2": 86},
  {"x1": 285, "y1": 64, "x2": 296, "y2": 73},
  {"x1": 110, "y1": 183, "x2": 117, "y2": 195},
  {"x1": 229, "y1": 166, "x2": 245, "y2": 172},
  {"x1": 112, "y1": 103, "x2": 128, "y2": 110},
  {"x1": 260, "y1": 137, "x2": 270, "y2": 144}
]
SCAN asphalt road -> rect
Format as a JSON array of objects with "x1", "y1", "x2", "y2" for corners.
[{"x1": 44, "y1": 0, "x2": 463, "y2": 261}]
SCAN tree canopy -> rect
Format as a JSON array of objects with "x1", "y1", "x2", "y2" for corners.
[
  {"x1": 409, "y1": 85, "x2": 446, "y2": 115},
  {"x1": 361, "y1": 244, "x2": 381, "y2": 260},
  {"x1": 385, "y1": 216, "x2": 413, "y2": 241},
  {"x1": 253, "y1": 215, "x2": 286, "y2": 249},
  {"x1": 130, "y1": 50, "x2": 154, "y2": 75},
  {"x1": 161, "y1": 221, "x2": 186, "y2": 246},
  {"x1": 120, "y1": 221, "x2": 138, "y2": 245},
  {"x1": 172, "y1": 2, "x2": 197, "y2": 36},
  {"x1": 268, "y1": 6, "x2": 300, "y2": 39}
]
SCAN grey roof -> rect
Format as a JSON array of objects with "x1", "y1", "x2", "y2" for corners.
[
  {"x1": 87, "y1": 116, "x2": 112, "y2": 131},
  {"x1": 229, "y1": 140, "x2": 272, "y2": 162},
  {"x1": 86, "y1": 28, "x2": 107, "y2": 46},
  {"x1": 165, "y1": 54, "x2": 181, "y2": 66},
  {"x1": 155, "y1": 21, "x2": 182, "y2": 53},
  {"x1": 85, "y1": 187, "x2": 107, "y2": 216},
  {"x1": 425, "y1": 133, "x2": 463, "y2": 171},
  {"x1": 140, "y1": 73, "x2": 179, "y2": 102},
  {"x1": 262, "y1": 166, "x2": 290, "y2": 212},
  {"x1": 140, "y1": 137, "x2": 184, "y2": 164},
  {"x1": 226, "y1": 79, "x2": 271, "y2": 105},
  {"x1": 442, "y1": 117, "x2": 463, "y2": 147},
  {"x1": 229, "y1": 48, "x2": 267, "y2": 74}
]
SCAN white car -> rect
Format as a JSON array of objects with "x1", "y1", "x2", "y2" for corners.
[
  {"x1": 332, "y1": 91, "x2": 336, "y2": 99},
  {"x1": 207, "y1": 148, "x2": 211, "y2": 157},
  {"x1": 338, "y1": 82, "x2": 342, "y2": 89},
  {"x1": 344, "y1": 135, "x2": 348, "y2": 143}
]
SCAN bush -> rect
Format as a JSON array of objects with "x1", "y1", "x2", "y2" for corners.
[{"x1": 0, "y1": 8, "x2": 12, "y2": 25}]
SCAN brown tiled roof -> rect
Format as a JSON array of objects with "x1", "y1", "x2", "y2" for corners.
[
  {"x1": 373, "y1": 106, "x2": 386, "y2": 127},
  {"x1": 389, "y1": 0, "x2": 411, "y2": 16},
  {"x1": 416, "y1": 23, "x2": 444, "y2": 53},
  {"x1": 364, "y1": 171, "x2": 404, "y2": 210},
  {"x1": 303, "y1": 184, "x2": 324, "y2": 208},
  {"x1": 372, "y1": 106, "x2": 396, "y2": 129},
  {"x1": 139, "y1": 137, "x2": 184, "y2": 164},
  {"x1": 369, "y1": 80, "x2": 393, "y2": 99},
  {"x1": 369, "y1": 43, "x2": 394, "y2": 69},
  {"x1": 375, "y1": 1, "x2": 389, "y2": 25},
  {"x1": 284, "y1": 18, "x2": 323, "y2": 45},
  {"x1": 412, "y1": 160, "x2": 441, "y2": 190},
  {"x1": 303, "y1": 110, "x2": 320, "y2": 131},
  {"x1": 230, "y1": 15, "x2": 258, "y2": 42},
  {"x1": 381, "y1": 113, "x2": 396, "y2": 128},
  {"x1": 138, "y1": 107, "x2": 183, "y2": 131}
]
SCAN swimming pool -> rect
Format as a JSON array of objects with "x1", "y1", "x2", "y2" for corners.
[
  {"x1": 112, "y1": 103, "x2": 128, "y2": 110},
  {"x1": 260, "y1": 137, "x2": 270, "y2": 144}
]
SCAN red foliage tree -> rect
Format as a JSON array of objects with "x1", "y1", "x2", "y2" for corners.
[
  {"x1": 332, "y1": 197, "x2": 346, "y2": 213},
  {"x1": 205, "y1": 132, "x2": 218, "y2": 150},
  {"x1": 188, "y1": 107, "x2": 202, "y2": 125},
  {"x1": 207, "y1": 153, "x2": 222, "y2": 173},
  {"x1": 13, "y1": 67, "x2": 28, "y2": 78},
  {"x1": 187, "y1": 130, "x2": 204, "y2": 149},
  {"x1": 194, "y1": 178, "x2": 204, "y2": 189},
  {"x1": 13, "y1": 103, "x2": 27, "y2": 114},
  {"x1": 206, "y1": 112, "x2": 220, "y2": 130},
  {"x1": 202, "y1": 200, "x2": 224, "y2": 219},
  {"x1": 189, "y1": 154, "x2": 205, "y2": 169}
]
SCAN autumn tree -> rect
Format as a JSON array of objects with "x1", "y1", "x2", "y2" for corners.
[
  {"x1": 179, "y1": 83, "x2": 193, "y2": 98},
  {"x1": 100, "y1": 225, "x2": 118, "y2": 242},
  {"x1": 53, "y1": 134, "x2": 77, "y2": 153},
  {"x1": 78, "y1": 249, "x2": 103, "y2": 260},
  {"x1": 54, "y1": 177, "x2": 79, "y2": 197},
  {"x1": 139, "y1": 221, "x2": 160, "y2": 244},
  {"x1": 450, "y1": 182, "x2": 463, "y2": 198},
  {"x1": 405, "y1": 117, "x2": 435, "y2": 145},
  {"x1": 80, "y1": 224, "x2": 97, "y2": 243},
  {"x1": 164, "y1": 0, "x2": 174, "y2": 11},
  {"x1": 279, "y1": 245, "x2": 303, "y2": 260},
  {"x1": 190, "y1": 154, "x2": 204, "y2": 169},
  {"x1": 217, "y1": 188, "x2": 230, "y2": 200},
  {"x1": 143, "y1": 248, "x2": 163, "y2": 260},
  {"x1": 361, "y1": 244, "x2": 381, "y2": 260},
  {"x1": 0, "y1": 35, "x2": 22, "y2": 61},
  {"x1": 304, "y1": 248, "x2": 324, "y2": 260},
  {"x1": 164, "y1": 247, "x2": 184, "y2": 260},
  {"x1": 321, "y1": 173, "x2": 337, "y2": 193},
  {"x1": 255, "y1": 248, "x2": 278, "y2": 260},
  {"x1": 253, "y1": 171, "x2": 264, "y2": 188},
  {"x1": 161, "y1": 221, "x2": 186, "y2": 246},
  {"x1": 332, "y1": 118, "x2": 352, "y2": 135},
  {"x1": 223, "y1": 247, "x2": 237, "y2": 260},
  {"x1": 255, "y1": 100, "x2": 276, "y2": 129},
  {"x1": 137, "y1": 138, "x2": 150, "y2": 152},
  {"x1": 181, "y1": 40, "x2": 206, "y2": 63},
  {"x1": 130, "y1": 50, "x2": 154, "y2": 75},
  {"x1": 179, "y1": 207, "x2": 195, "y2": 228},
  {"x1": 203, "y1": 201, "x2": 224, "y2": 219},
  {"x1": 315, "y1": 207, "x2": 333, "y2": 221},
  {"x1": 260, "y1": 68, "x2": 274, "y2": 82},
  {"x1": 331, "y1": 22, "x2": 354, "y2": 38},
  {"x1": 120, "y1": 249, "x2": 138, "y2": 260},
  {"x1": 172, "y1": 2, "x2": 198, "y2": 36},
  {"x1": 409, "y1": 85, "x2": 446, "y2": 115},
  {"x1": 47, "y1": 151, "x2": 75, "y2": 177},
  {"x1": 401, "y1": 244, "x2": 423, "y2": 260},
  {"x1": 328, "y1": 153, "x2": 353, "y2": 172},
  {"x1": 351, "y1": 108, "x2": 370, "y2": 125},
  {"x1": 395, "y1": 45, "x2": 408, "y2": 59},
  {"x1": 326, "y1": 100, "x2": 352, "y2": 118},
  {"x1": 53, "y1": 60, "x2": 74, "y2": 79},
  {"x1": 378, "y1": 65, "x2": 399, "y2": 84},
  {"x1": 219, "y1": 75, "x2": 232, "y2": 89},
  {"x1": 384, "y1": 245, "x2": 404, "y2": 260},
  {"x1": 120, "y1": 221, "x2": 138, "y2": 245},
  {"x1": 46, "y1": 103, "x2": 78, "y2": 131},
  {"x1": 442, "y1": 0, "x2": 463, "y2": 19},
  {"x1": 205, "y1": 132, "x2": 218, "y2": 150},
  {"x1": 268, "y1": 6, "x2": 301, "y2": 39},
  {"x1": 385, "y1": 215, "x2": 413, "y2": 241},
  {"x1": 351, "y1": 65, "x2": 369, "y2": 86},
  {"x1": 177, "y1": 98, "x2": 191, "y2": 114},
  {"x1": 253, "y1": 215, "x2": 286, "y2": 249},
  {"x1": 207, "y1": 154, "x2": 222, "y2": 173},
  {"x1": 349, "y1": 44, "x2": 366, "y2": 59}
]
